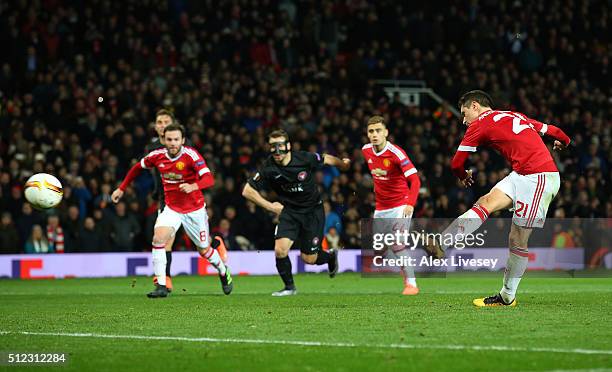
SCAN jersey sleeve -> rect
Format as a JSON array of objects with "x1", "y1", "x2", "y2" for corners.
[
  {"x1": 306, "y1": 152, "x2": 325, "y2": 169},
  {"x1": 399, "y1": 154, "x2": 417, "y2": 177},
  {"x1": 192, "y1": 153, "x2": 211, "y2": 178},
  {"x1": 140, "y1": 152, "x2": 157, "y2": 169},
  {"x1": 526, "y1": 117, "x2": 571, "y2": 145},
  {"x1": 389, "y1": 145, "x2": 417, "y2": 177},
  {"x1": 524, "y1": 116, "x2": 548, "y2": 136},
  {"x1": 458, "y1": 122, "x2": 484, "y2": 152},
  {"x1": 247, "y1": 168, "x2": 269, "y2": 191}
]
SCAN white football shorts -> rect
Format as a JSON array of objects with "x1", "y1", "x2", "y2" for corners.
[
  {"x1": 155, "y1": 205, "x2": 210, "y2": 248},
  {"x1": 494, "y1": 171, "x2": 560, "y2": 228}
]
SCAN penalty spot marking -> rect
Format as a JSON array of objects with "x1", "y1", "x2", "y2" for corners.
[{"x1": 1, "y1": 330, "x2": 611, "y2": 356}]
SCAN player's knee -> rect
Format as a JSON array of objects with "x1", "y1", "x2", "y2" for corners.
[
  {"x1": 300, "y1": 253, "x2": 317, "y2": 264},
  {"x1": 508, "y1": 230, "x2": 526, "y2": 249},
  {"x1": 476, "y1": 194, "x2": 492, "y2": 209},
  {"x1": 152, "y1": 234, "x2": 168, "y2": 247},
  {"x1": 274, "y1": 244, "x2": 290, "y2": 258},
  {"x1": 198, "y1": 246, "x2": 211, "y2": 257}
]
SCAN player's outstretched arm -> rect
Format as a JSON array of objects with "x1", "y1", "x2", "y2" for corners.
[
  {"x1": 242, "y1": 183, "x2": 284, "y2": 215},
  {"x1": 529, "y1": 119, "x2": 571, "y2": 150},
  {"x1": 323, "y1": 154, "x2": 351, "y2": 171},
  {"x1": 451, "y1": 151, "x2": 474, "y2": 188},
  {"x1": 546, "y1": 126, "x2": 571, "y2": 151},
  {"x1": 111, "y1": 161, "x2": 144, "y2": 203}
]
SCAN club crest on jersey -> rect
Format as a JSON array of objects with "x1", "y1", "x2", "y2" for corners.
[
  {"x1": 312, "y1": 237, "x2": 319, "y2": 246},
  {"x1": 368, "y1": 158, "x2": 373, "y2": 164},
  {"x1": 383, "y1": 159, "x2": 391, "y2": 167},
  {"x1": 371, "y1": 168, "x2": 388, "y2": 177},
  {"x1": 176, "y1": 161, "x2": 185, "y2": 171},
  {"x1": 297, "y1": 171, "x2": 307, "y2": 181}
]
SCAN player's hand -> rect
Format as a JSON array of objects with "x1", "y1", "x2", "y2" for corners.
[
  {"x1": 269, "y1": 202, "x2": 284, "y2": 216},
  {"x1": 460, "y1": 169, "x2": 474, "y2": 188},
  {"x1": 111, "y1": 189, "x2": 124, "y2": 203},
  {"x1": 179, "y1": 183, "x2": 198, "y2": 193},
  {"x1": 553, "y1": 140, "x2": 567, "y2": 151},
  {"x1": 340, "y1": 158, "x2": 351, "y2": 171},
  {"x1": 403, "y1": 205, "x2": 414, "y2": 218}
]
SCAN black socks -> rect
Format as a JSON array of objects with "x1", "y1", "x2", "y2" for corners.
[
  {"x1": 275, "y1": 256, "x2": 295, "y2": 289},
  {"x1": 165, "y1": 251, "x2": 172, "y2": 277},
  {"x1": 314, "y1": 250, "x2": 331, "y2": 265}
]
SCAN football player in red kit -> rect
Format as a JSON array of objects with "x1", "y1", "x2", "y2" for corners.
[
  {"x1": 362, "y1": 115, "x2": 422, "y2": 295},
  {"x1": 426, "y1": 90, "x2": 570, "y2": 307},
  {"x1": 112, "y1": 124, "x2": 232, "y2": 298}
]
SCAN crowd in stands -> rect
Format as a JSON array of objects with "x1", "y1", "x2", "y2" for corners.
[{"x1": 0, "y1": 0, "x2": 609, "y2": 254}]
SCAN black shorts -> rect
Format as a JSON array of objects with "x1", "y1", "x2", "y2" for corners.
[{"x1": 275, "y1": 205, "x2": 325, "y2": 255}]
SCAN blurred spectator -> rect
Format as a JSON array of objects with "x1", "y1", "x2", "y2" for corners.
[
  {"x1": 15, "y1": 203, "x2": 43, "y2": 248},
  {"x1": 93, "y1": 184, "x2": 113, "y2": 209},
  {"x1": 72, "y1": 177, "x2": 92, "y2": 218},
  {"x1": 109, "y1": 202, "x2": 140, "y2": 252},
  {"x1": 24, "y1": 225, "x2": 52, "y2": 254},
  {"x1": 324, "y1": 226, "x2": 341, "y2": 250},
  {"x1": 551, "y1": 223, "x2": 576, "y2": 249},
  {"x1": 212, "y1": 218, "x2": 238, "y2": 251},
  {"x1": 324, "y1": 201, "x2": 343, "y2": 234},
  {"x1": 63, "y1": 205, "x2": 82, "y2": 252},
  {"x1": 78, "y1": 217, "x2": 103, "y2": 252},
  {"x1": 92, "y1": 208, "x2": 112, "y2": 249},
  {"x1": 46, "y1": 215, "x2": 65, "y2": 253},
  {"x1": 234, "y1": 200, "x2": 274, "y2": 249},
  {"x1": 0, "y1": 212, "x2": 19, "y2": 254}
]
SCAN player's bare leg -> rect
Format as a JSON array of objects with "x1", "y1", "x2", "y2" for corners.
[
  {"x1": 474, "y1": 224, "x2": 532, "y2": 307},
  {"x1": 425, "y1": 188, "x2": 513, "y2": 258},
  {"x1": 273, "y1": 238, "x2": 297, "y2": 296},
  {"x1": 300, "y1": 250, "x2": 338, "y2": 278},
  {"x1": 148, "y1": 226, "x2": 174, "y2": 298},
  {"x1": 153, "y1": 234, "x2": 175, "y2": 291}
]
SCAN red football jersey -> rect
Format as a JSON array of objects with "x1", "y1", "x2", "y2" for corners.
[
  {"x1": 458, "y1": 110, "x2": 558, "y2": 175},
  {"x1": 362, "y1": 142, "x2": 418, "y2": 211},
  {"x1": 141, "y1": 146, "x2": 210, "y2": 213}
]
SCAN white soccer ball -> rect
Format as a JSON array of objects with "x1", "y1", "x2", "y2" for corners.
[{"x1": 24, "y1": 173, "x2": 64, "y2": 209}]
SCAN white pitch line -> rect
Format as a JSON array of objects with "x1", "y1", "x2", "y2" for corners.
[
  {"x1": 1, "y1": 330, "x2": 611, "y2": 356},
  {"x1": 1, "y1": 289, "x2": 611, "y2": 296}
]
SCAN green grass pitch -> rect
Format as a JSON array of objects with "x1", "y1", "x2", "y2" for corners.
[{"x1": 1, "y1": 273, "x2": 611, "y2": 371}]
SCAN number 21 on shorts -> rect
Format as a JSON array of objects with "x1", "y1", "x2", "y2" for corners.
[{"x1": 515, "y1": 200, "x2": 529, "y2": 218}]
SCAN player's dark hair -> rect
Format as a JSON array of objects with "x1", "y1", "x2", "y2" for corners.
[
  {"x1": 156, "y1": 109, "x2": 177, "y2": 124},
  {"x1": 458, "y1": 90, "x2": 493, "y2": 109},
  {"x1": 367, "y1": 115, "x2": 385, "y2": 127},
  {"x1": 163, "y1": 123, "x2": 185, "y2": 138},
  {"x1": 268, "y1": 129, "x2": 290, "y2": 142}
]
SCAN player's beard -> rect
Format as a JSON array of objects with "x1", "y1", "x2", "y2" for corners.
[{"x1": 168, "y1": 146, "x2": 181, "y2": 157}]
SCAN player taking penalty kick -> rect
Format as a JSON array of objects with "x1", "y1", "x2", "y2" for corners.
[
  {"x1": 112, "y1": 124, "x2": 232, "y2": 298},
  {"x1": 362, "y1": 116, "x2": 421, "y2": 295},
  {"x1": 425, "y1": 90, "x2": 570, "y2": 307}
]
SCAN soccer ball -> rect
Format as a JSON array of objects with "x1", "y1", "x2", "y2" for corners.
[{"x1": 24, "y1": 173, "x2": 64, "y2": 209}]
